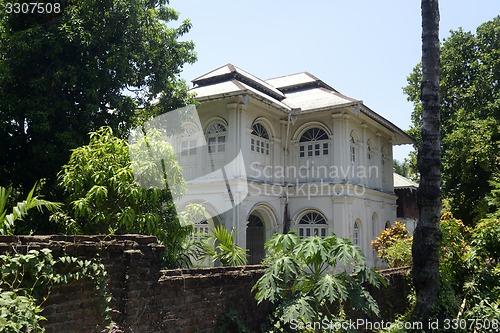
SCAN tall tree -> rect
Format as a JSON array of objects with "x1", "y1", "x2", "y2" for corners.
[
  {"x1": 404, "y1": 16, "x2": 500, "y2": 225},
  {"x1": 412, "y1": 0, "x2": 442, "y2": 323},
  {"x1": 0, "y1": 0, "x2": 196, "y2": 192}
]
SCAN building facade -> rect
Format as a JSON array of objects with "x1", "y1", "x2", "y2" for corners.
[{"x1": 175, "y1": 64, "x2": 414, "y2": 267}]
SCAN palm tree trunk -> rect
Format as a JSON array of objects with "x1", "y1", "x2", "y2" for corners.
[{"x1": 412, "y1": 0, "x2": 442, "y2": 323}]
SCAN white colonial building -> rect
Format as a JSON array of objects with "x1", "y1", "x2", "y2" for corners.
[{"x1": 174, "y1": 64, "x2": 414, "y2": 267}]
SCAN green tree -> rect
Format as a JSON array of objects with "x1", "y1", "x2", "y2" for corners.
[
  {"x1": 253, "y1": 232, "x2": 383, "y2": 332},
  {"x1": 411, "y1": 0, "x2": 442, "y2": 323},
  {"x1": 0, "y1": 0, "x2": 196, "y2": 192},
  {"x1": 57, "y1": 126, "x2": 193, "y2": 268},
  {"x1": 404, "y1": 16, "x2": 500, "y2": 225}
]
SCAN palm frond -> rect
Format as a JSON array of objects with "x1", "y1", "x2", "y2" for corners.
[{"x1": 0, "y1": 182, "x2": 62, "y2": 235}]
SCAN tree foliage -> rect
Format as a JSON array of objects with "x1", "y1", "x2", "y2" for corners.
[
  {"x1": 253, "y1": 232, "x2": 384, "y2": 331},
  {"x1": 56, "y1": 126, "x2": 193, "y2": 268},
  {"x1": 404, "y1": 16, "x2": 500, "y2": 225},
  {"x1": 393, "y1": 159, "x2": 418, "y2": 182},
  {"x1": 0, "y1": 0, "x2": 196, "y2": 192},
  {"x1": 374, "y1": 213, "x2": 500, "y2": 331}
]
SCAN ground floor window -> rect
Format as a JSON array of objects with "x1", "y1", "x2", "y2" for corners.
[{"x1": 297, "y1": 211, "x2": 327, "y2": 238}]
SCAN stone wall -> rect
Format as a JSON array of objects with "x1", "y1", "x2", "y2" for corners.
[
  {"x1": 0, "y1": 235, "x2": 269, "y2": 333},
  {"x1": 0, "y1": 235, "x2": 410, "y2": 333}
]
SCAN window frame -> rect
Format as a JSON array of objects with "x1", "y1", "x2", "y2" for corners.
[
  {"x1": 298, "y1": 127, "x2": 329, "y2": 158},
  {"x1": 206, "y1": 122, "x2": 227, "y2": 154},
  {"x1": 250, "y1": 123, "x2": 271, "y2": 156},
  {"x1": 297, "y1": 211, "x2": 328, "y2": 239}
]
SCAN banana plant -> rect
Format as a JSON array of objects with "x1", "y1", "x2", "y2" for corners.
[{"x1": 0, "y1": 182, "x2": 62, "y2": 235}]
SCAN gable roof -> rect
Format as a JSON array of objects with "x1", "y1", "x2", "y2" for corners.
[
  {"x1": 190, "y1": 64, "x2": 415, "y2": 145},
  {"x1": 266, "y1": 72, "x2": 338, "y2": 93},
  {"x1": 192, "y1": 64, "x2": 285, "y2": 101}
]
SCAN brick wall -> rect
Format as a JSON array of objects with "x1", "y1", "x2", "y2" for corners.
[
  {"x1": 0, "y1": 235, "x2": 269, "y2": 333},
  {"x1": 0, "y1": 235, "x2": 410, "y2": 333}
]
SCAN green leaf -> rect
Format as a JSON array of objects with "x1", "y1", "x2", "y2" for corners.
[{"x1": 314, "y1": 273, "x2": 348, "y2": 304}]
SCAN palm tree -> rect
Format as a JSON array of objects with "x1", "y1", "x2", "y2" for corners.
[
  {"x1": 0, "y1": 182, "x2": 61, "y2": 234},
  {"x1": 412, "y1": 0, "x2": 442, "y2": 322}
]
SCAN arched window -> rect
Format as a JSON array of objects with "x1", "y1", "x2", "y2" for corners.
[
  {"x1": 194, "y1": 219, "x2": 209, "y2": 235},
  {"x1": 353, "y1": 220, "x2": 360, "y2": 245},
  {"x1": 299, "y1": 127, "x2": 329, "y2": 158},
  {"x1": 350, "y1": 133, "x2": 358, "y2": 164},
  {"x1": 381, "y1": 146, "x2": 388, "y2": 167},
  {"x1": 191, "y1": 213, "x2": 221, "y2": 241},
  {"x1": 207, "y1": 123, "x2": 226, "y2": 154},
  {"x1": 367, "y1": 139, "x2": 373, "y2": 162},
  {"x1": 298, "y1": 211, "x2": 327, "y2": 238},
  {"x1": 180, "y1": 124, "x2": 198, "y2": 157},
  {"x1": 251, "y1": 123, "x2": 270, "y2": 155},
  {"x1": 372, "y1": 213, "x2": 379, "y2": 240},
  {"x1": 385, "y1": 221, "x2": 391, "y2": 229},
  {"x1": 381, "y1": 146, "x2": 389, "y2": 185}
]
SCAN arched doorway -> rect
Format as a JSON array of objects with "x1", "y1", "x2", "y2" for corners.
[{"x1": 246, "y1": 214, "x2": 265, "y2": 264}]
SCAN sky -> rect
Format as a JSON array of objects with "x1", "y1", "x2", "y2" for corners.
[{"x1": 172, "y1": 0, "x2": 499, "y2": 162}]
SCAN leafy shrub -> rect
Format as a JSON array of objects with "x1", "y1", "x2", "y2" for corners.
[
  {"x1": 382, "y1": 238, "x2": 413, "y2": 268},
  {"x1": 253, "y1": 232, "x2": 384, "y2": 332},
  {"x1": 371, "y1": 221, "x2": 412, "y2": 268},
  {"x1": 471, "y1": 217, "x2": 500, "y2": 263},
  {"x1": 440, "y1": 212, "x2": 471, "y2": 287}
]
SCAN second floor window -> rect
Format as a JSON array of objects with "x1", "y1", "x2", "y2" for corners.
[
  {"x1": 250, "y1": 123, "x2": 270, "y2": 155},
  {"x1": 180, "y1": 124, "x2": 198, "y2": 157},
  {"x1": 207, "y1": 123, "x2": 226, "y2": 154},
  {"x1": 299, "y1": 127, "x2": 329, "y2": 158},
  {"x1": 350, "y1": 135, "x2": 357, "y2": 164}
]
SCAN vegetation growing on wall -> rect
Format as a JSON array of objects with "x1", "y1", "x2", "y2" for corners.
[{"x1": 0, "y1": 249, "x2": 115, "y2": 332}]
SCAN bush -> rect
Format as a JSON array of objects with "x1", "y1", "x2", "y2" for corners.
[
  {"x1": 371, "y1": 222, "x2": 412, "y2": 268},
  {"x1": 253, "y1": 232, "x2": 384, "y2": 332}
]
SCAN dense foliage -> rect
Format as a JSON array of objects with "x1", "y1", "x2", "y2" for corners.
[
  {"x1": 375, "y1": 213, "x2": 500, "y2": 332},
  {"x1": 0, "y1": 0, "x2": 196, "y2": 192},
  {"x1": 253, "y1": 232, "x2": 384, "y2": 332},
  {"x1": 56, "y1": 126, "x2": 193, "y2": 268},
  {"x1": 404, "y1": 16, "x2": 500, "y2": 225}
]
